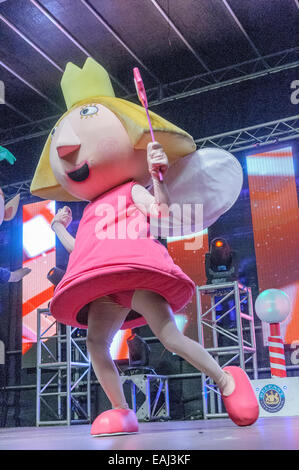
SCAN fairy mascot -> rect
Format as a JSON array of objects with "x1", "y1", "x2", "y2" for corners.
[{"x1": 31, "y1": 58, "x2": 258, "y2": 436}]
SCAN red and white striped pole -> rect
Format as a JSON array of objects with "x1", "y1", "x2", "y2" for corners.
[
  {"x1": 268, "y1": 322, "x2": 287, "y2": 378},
  {"x1": 255, "y1": 289, "x2": 291, "y2": 378}
]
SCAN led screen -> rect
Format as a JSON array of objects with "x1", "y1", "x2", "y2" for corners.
[{"x1": 246, "y1": 146, "x2": 299, "y2": 344}]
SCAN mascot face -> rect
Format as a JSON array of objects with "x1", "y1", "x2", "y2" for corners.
[{"x1": 49, "y1": 102, "x2": 150, "y2": 201}]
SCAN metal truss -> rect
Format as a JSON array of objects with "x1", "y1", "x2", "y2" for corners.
[
  {"x1": 1, "y1": 179, "x2": 32, "y2": 200},
  {"x1": 196, "y1": 281, "x2": 258, "y2": 419},
  {"x1": 146, "y1": 47, "x2": 299, "y2": 105},
  {"x1": 0, "y1": 0, "x2": 298, "y2": 119},
  {"x1": 0, "y1": 114, "x2": 60, "y2": 146},
  {"x1": 1, "y1": 44, "x2": 298, "y2": 147},
  {"x1": 4, "y1": 101, "x2": 33, "y2": 123},
  {"x1": 36, "y1": 308, "x2": 91, "y2": 426},
  {"x1": 195, "y1": 115, "x2": 299, "y2": 153},
  {"x1": 121, "y1": 373, "x2": 170, "y2": 421}
]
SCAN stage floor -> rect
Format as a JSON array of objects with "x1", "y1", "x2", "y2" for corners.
[{"x1": 0, "y1": 416, "x2": 299, "y2": 450}]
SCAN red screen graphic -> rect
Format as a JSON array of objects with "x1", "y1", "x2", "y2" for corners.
[
  {"x1": 247, "y1": 146, "x2": 299, "y2": 344},
  {"x1": 22, "y1": 200, "x2": 56, "y2": 355},
  {"x1": 21, "y1": 200, "x2": 131, "y2": 360},
  {"x1": 168, "y1": 231, "x2": 209, "y2": 342}
]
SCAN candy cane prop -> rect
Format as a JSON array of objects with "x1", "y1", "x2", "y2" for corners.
[
  {"x1": 268, "y1": 322, "x2": 287, "y2": 378},
  {"x1": 255, "y1": 288, "x2": 290, "y2": 378}
]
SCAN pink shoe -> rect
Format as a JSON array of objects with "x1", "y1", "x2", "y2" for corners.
[
  {"x1": 91, "y1": 408, "x2": 139, "y2": 437},
  {"x1": 221, "y1": 366, "x2": 259, "y2": 426}
]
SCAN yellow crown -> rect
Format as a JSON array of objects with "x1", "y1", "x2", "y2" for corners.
[{"x1": 61, "y1": 57, "x2": 115, "y2": 110}]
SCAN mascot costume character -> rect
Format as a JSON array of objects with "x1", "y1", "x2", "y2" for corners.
[
  {"x1": 0, "y1": 148, "x2": 31, "y2": 283},
  {"x1": 31, "y1": 58, "x2": 259, "y2": 436}
]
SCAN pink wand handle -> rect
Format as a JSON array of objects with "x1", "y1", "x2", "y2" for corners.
[
  {"x1": 133, "y1": 67, "x2": 163, "y2": 182},
  {"x1": 145, "y1": 107, "x2": 155, "y2": 142}
]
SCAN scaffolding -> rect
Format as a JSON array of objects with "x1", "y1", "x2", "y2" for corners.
[
  {"x1": 195, "y1": 115, "x2": 299, "y2": 153},
  {"x1": 36, "y1": 308, "x2": 91, "y2": 426},
  {"x1": 196, "y1": 281, "x2": 258, "y2": 419},
  {"x1": 121, "y1": 373, "x2": 170, "y2": 422}
]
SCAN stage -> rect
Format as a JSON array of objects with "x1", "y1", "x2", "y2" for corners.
[
  {"x1": 1, "y1": 416, "x2": 299, "y2": 450},
  {"x1": 0, "y1": 0, "x2": 298, "y2": 459}
]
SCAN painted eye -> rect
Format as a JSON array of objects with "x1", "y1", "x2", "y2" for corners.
[
  {"x1": 80, "y1": 105, "x2": 99, "y2": 117},
  {"x1": 50, "y1": 127, "x2": 57, "y2": 138}
]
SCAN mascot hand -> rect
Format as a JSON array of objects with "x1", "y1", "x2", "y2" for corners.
[
  {"x1": 147, "y1": 141, "x2": 169, "y2": 179},
  {"x1": 51, "y1": 206, "x2": 72, "y2": 230}
]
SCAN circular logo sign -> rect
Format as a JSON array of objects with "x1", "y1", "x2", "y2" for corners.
[{"x1": 259, "y1": 384, "x2": 285, "y2": 413}]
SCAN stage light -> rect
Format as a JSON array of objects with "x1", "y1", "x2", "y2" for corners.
[
  {"x1": 124, "y1": 332, "x2": 156, "y2": 375},
  {"x1": 205, "y1": 237, "x2": 239, "y2": 284},
  {"x1": 127, "y1": 333, "x2": 150, "y2": 367},
  {"x1": 47, "y1": 266, "x2": 66, "y2": 286}
]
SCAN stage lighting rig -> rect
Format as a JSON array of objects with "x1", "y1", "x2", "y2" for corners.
[
  {"x1": 205, "y1": 237, "x2": 239, "y2": 285},
  {"x1": 47, "y1": 266, "x2": 66, "y2": 286},
  {"x1": 124, "y1": 333, "x2": 155, "y2": 376}
]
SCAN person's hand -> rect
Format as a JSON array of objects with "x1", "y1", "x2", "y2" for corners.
[
  {"x1": 147, "y1": 142, "x2": 169, "y2": 180},
  {"x1": 9, "y1": 267, "x2": 31, "y2": 282},
  {"x1": 51, "y1": 206, "x2": 72, "y2": 230}
]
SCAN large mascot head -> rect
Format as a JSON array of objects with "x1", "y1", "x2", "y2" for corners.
[{"x1": 30, "y1": 58, "x2": 196, "y2": 202}]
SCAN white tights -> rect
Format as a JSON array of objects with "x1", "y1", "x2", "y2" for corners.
[{"x1": 86, "y1": 290, "x2": 232, "y2": 409}]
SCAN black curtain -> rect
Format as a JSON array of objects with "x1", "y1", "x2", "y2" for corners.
[{"x1": 0, "y1": 202, "x2": 23, "y2": 426}]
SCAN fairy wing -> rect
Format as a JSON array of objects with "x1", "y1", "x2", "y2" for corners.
[{"x1": 150, "y1": 148, "x2": 243, "y2": 236}]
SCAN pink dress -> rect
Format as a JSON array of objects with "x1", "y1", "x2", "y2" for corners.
[{"x1": 50, "y1": 180, "x2": 195, "y2": 329}]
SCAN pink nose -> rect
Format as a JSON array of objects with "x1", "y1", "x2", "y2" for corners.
[{"x1": 57, "y1": 144, "x2": 81, "y2": 158}]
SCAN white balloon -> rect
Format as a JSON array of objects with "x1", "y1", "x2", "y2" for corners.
[{"x1": 255, "y1": 289, "x2": 291, "y2": 323}]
